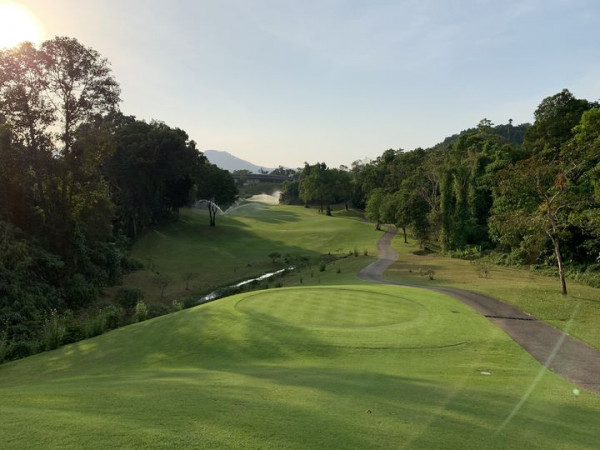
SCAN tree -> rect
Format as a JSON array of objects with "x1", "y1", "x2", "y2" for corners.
[
  {"x1": 491, "y1": 157, "x2": 575, "y2": 294},
  {"x1": 365, "y1": 188, "x2": 385, "y2": 230},
  {"x1": 0, "y1": 38, "x2": 121, "y2": 253},
  {"x1": 105, "y1": 119, "x2": 208, "y2": 236},
  {"x1": 299, "y1": 162, "x2": 335, "y2": 214},
  {"x1": 332, "y1": 168, "x2": 352, "y2": 210},
  {"x1": 41, "y1": 37, "x2": 120, "y2": 154},
  {"x1": 524, "y1": 89, "x2": 596, "y2": 159},
  {"x1": 270, "y1": 166, "x2": 296, "y2": 176},
  {"x1": 0, "y1": 42, "x2": 54, "y2": 154},
  {"x1": 196, "y1": 163, "x2": 237, "y2": 226},
  {"x1": 491, "y1": 105, "x2": 599, "y2": 295}
]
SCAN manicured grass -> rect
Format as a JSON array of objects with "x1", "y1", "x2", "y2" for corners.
[
  {"x1": 1, "y1": 285, "x2": 598, "y2": 448},
  {"x1": 121, "y1": 203, "x2": 378, "y2": 303},
  {"x1": 385, "y1": 238, "x2": 600, "y2": 350}
]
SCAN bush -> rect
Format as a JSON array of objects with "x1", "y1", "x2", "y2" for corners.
[
  {"x1": 319, "y1": 262, "x2": 326, "y2": 272},
  {"x1": 104, "y1": 304, "x2": 124, "y2": 330},
  {"x1": 65, "y1": 273, "x2": 97, "y2": 308},
  {"x1": 172, "y1": 299, "x2": 183, "y2": 311},
  {"x1": 42, "y1": 309, "x2": 66, "y2": 351},
  {"x1": 6, "y1": 341, "x2": 35, "y2": 360},
  {"x1": 0, "y1": 331, "x2": 8, "y2": 363},
  {"x1": 83, "y1": 310, "x2": 107, "y2": 338},
  {"x1": 115, "y1": 287, "x2": 144, "y2": 309},
  {"x1": 135, "y1": 300, "x2": 148, "y2": 322},
  {"x1": 472, "y1": 259, "x2": 491, "y2": 278},
  {"x1": 147, "y1": 302, "x2": 169, "y2": 319},
  {"x1": 121, "y1": 255, "x2": 144, "y2": 272}
]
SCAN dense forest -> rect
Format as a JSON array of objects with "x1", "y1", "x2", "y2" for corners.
[
  {"x1": 0, "y1": 38, "x2": 236, "y2": 362},
  {"x1": 282, "y1": 90, "x2": 600, "y2": 295}
]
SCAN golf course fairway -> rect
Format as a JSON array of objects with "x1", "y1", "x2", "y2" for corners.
[{"x1": 1, "y1": 285, "x2": 598, "y2": 448}]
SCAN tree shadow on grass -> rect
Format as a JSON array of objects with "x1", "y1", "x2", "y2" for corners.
[{"x1": 2, "y1": 296, "x2": 600, "y2": 449}]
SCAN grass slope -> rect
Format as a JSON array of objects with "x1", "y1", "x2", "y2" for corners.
[
  {"x1": 122, "y1": 204, "x2": 377, "y2": 303},
  {"x1": 1, "y1": 285, "x2": 598, "y2": 448},
  {"x1": 385, "y1": 238, "x2": 600, "y2": 350}
]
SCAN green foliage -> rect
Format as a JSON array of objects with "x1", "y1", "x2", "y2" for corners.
[
  {"x1": 82, "y1": 310, "x2": 107, "y2": 338},
  {"x1": 42, "y1": 309, "x2": 66, "y2": 351},
  {"x1": 135, "y1": 300, "x2": 149, "y2": 322},
  {"x1": 103, "y1": 304, "x2": 124, "y2": 330},
  {"x1": 365, "y1": 188, "x2": 385, "y2": 228},
  {"x1": 64, "y1": 274, "x2": 97, "y2": 308},
  {"x1": 279, "y1": 179, "x2": 301, "y2": 204},
  {"x1": 115, "y1": 288, "x2": 144, "y2": 310},
  {"x1": 0, "y1": 331, "x2": 7, "y2": 363},
  {"x1": 471, "y1": 259, "x2": 491, "y2": 278}
]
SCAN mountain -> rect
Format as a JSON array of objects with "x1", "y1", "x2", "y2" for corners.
[{"x1": 204, "y1": 150, "x2": 273, "y2": 173}]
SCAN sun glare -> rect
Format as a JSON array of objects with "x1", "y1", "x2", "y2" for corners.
[{"x1": 0, "y1": 3, "x2": 42, "y2": 49}]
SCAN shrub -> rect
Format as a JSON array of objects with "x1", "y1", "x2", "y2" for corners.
[
  {"x1": 135, "y1": 300, "x2": 148, "y2": 322},
  {"x1": 115, "y1": 287, "x2": 144, "y2": 309},
  {"x1": 0, "y1": 331, "x2": 7, "y2": 363},
  {"x1": 83, "y1": 310, "x2": 107, "y2": 338},
  {"x1": 147, "y1": 302, "x2": 169, "y2": 319},
  {"x1": 6, "y1": 341, "x2": 35, "y2": 360},
  {"x1": 182, "y1": 296, "x2": 198, "y2": 309},
  {"x1": 172, "y1": 299, "x2": 183, "y2": 311},
  {"x1": 65, "y1": 273, "x2": 97, "y2": 308},
  {"x1": 42, "y1": 309, "x2": 66, "y2": 351},
  {"x1": 122, "y1": 255, "x2": 144, "y2": 272},
  {"x1": 472, "y1": 259, "x2": 491, "y2": 278},
  {"x1": 104, "y1": 304, "x2": 124, "y2": 330},
  {"x1": 319, "y1": 262, "x2": 326, "y2": 272}
]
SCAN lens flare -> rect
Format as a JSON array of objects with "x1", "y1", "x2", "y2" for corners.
[{"x1": 0, "y1": 3, "x2": 42, "y2": 49}]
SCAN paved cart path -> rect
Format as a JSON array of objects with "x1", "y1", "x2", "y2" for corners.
[{"x1": 358, "y1": 226, "x2": 600, "y2": 395}]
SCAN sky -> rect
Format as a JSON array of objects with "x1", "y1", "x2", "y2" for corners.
[{"x1": 7, "y1": 0, "x2": 600, "y2": 168}]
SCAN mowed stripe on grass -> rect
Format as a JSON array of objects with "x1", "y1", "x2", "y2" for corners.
[{"x1": 1, "y1": 285, "x2": 599, "y2": 448}]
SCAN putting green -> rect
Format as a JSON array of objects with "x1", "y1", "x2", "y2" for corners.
[{"x1": 236, "y1": 287, "x2": 422, "y2": 328}]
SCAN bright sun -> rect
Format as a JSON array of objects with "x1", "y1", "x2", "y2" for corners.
[{"x1": 0, "y1": 3, "x2": 42, "y2": 49}]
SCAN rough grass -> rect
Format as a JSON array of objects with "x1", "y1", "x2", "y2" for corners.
[
  {"x1": 120, "y1": 203, "x2": 377, "y2": 304},
  {"x1": 385, "y1": 238, "x2": 600, "y2": 350},
  {"x1": 1, "y1": 285, "x2": 598, "y2": 448}
]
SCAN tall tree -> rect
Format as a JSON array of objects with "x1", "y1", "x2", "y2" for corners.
[
  {"x1": 491, "y1": 92, "x2": 599, "y2": 295},
  {"x1": 196, "y1": 163, "x2": 238, "y2": 227},
  {"x1": 41, "y1": 37, "x2": 120, "y2": 154}
]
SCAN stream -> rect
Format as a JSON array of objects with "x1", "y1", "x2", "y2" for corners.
[{"x1": 195, "y1": 266, "x2": 294, "y2": 305}]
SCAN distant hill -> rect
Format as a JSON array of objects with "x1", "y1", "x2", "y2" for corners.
[{"x1": 204, "y1": 150, "x2": 273, "y2": 173}]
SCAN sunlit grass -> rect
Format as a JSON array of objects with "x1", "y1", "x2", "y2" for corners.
[
  {"x1": 385, "y1": 238, "x2": 600, "y2": 349},
  {"x1": 1, "y1": 285, "x2": 598, "y2": 448},
  {"x1": 120, "y1": 203, "x2": 378, "y2": 303}
]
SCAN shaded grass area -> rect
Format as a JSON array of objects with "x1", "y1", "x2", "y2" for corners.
[
  {"x1": 120, "y1": 203, "x2": 377, "y2": 304},
  {"x1": 1, "y1": 285, "x2": 598, "y2": 448},
  {"x1": 385, "y1": 238, "x2": 600, "y2": 350}
]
